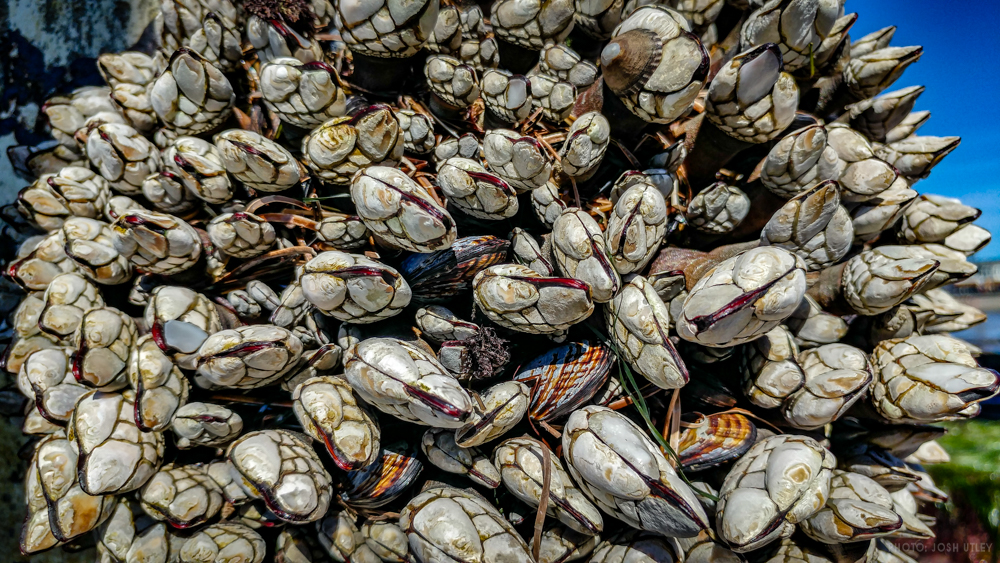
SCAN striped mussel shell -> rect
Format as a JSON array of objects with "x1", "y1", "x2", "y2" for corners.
[
  {"x1": 341, "y1": 444, "x2": 423, "y2": 509},
  {"x1": 399, "y1": 235, "x2": 510, "y2": 302},
  {"x1": 677, "y1": 412, "x2": 756, "y2": 472},
  {"x1": 512, "y1": 341, "x2": 615, "y2": 422}
]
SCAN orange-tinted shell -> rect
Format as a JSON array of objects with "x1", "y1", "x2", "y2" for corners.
[
  {"x1": 342, "y1": 445, "x2": 423, "y2": 508},
  {"x1": 677, "y1": 412, "x2": 756, "y2": 471},
  {"x1": 513, "y1": 341, "x2": 615, "y2": 422}
]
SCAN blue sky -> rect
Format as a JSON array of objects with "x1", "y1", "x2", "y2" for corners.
[{"x1": 849, "y1": 1, "x2": 1000, "y2": 261}]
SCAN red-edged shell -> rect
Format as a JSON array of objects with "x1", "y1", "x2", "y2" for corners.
[
  {"x1": 677, "y1": 412, "x2": 756, "y2": 472},
  {"x1": 341, "y1": 445, "x2": 423, "y2": 508},
  {"x1": 399, "y1": 235, "x2": 510, "y2": 302},
  {"x1": 513, "y1": 341, "x2": 615, "y2": 422}
]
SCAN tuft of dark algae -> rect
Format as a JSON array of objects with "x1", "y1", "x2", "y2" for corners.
[
  {"x1": 243, "y1": 0, "x2": 317, "y2": 28},
  {"x1": 461, "y1": 327, "x2": 511, "y2": 381}
]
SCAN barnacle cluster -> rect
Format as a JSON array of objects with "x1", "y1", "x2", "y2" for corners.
[{"x1": 2, "y1": 0, "x2": 992, "y2": 561}]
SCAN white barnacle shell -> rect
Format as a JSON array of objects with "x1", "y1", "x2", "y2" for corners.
[
  {"x1": 562, "y1": 405, "x2": 711, "y2": 538},
  {"x1": 139, "y1": 463, "x2": 224, "y2": 528},
  {"x1": 214, "y1": 129, "x2": 307, "y2": 192},
  {"x1": 606, "y1": 181, "x2": 667, "y2": 274},
  {"x1": 869, "y1": 334, "x2": 1000, "y2": 423},
  {"x1": 551, "y1": 208, "x2": 621, "y2": 303},
  {"x1": 421, "y1": 428, "x2": 501, "y2": 488},
  {"x1": 150, "y1": 48, "x2": 235, "y2": 135},
  {"x1": 226, "y1": 429, "x2": 333, "y2": 523},
  {"x1": 676, "y1": 247, "x2": 807, "y2": 347},
  {"x1": 302, "y1": 105, "x2": 405, "y2": 185},
  {"x1": 472, "y1": 264, "x2": 594, "y2": 334},
  {"x1": 705, "y1": 43, "x2": 799, "y2": 143},
  {"x1": 162, "y1": 136, "x2": 233, "y2": 204},
  {"x1": 61, "y1": 217, "x2": 132, "y2": 285},
  {"x1": 399, "y1": 485, "x2": 534, "y2": 563},
  {"x1": 350, "y1": 166, "x2": 457, "y2": 252},
  {"x1": 19, "y1": 348, "x2": 90, "y2": 424},
  {"x1": 334, "y1": 0, "x2": 440, "y2": 58},
  {"x1": 437, "y1": 157, "x2": 520, "y2": 220},
  {"x1": 293, "y1": 375, "x2": 381, "y2": 471},
  {"x1": 760, "y1": 124, "x2": 841, "y2": 198},
  {"x1": 343, "y1": 337, "x2": 474, "y2": 427},
  {"x1": 260, "y1": 58, "x2": 347, "y2": 127},
  {"x1": 483, "y1": 128, "x2": 553, "y2": 192},
  {"x1": 840, "y1": 245, "x2": 939, "y2": 315},
  {"x1": 300, "y1": 251, "x2": 412, "y2": 323},
  {"x1": 799, "y1": 470, "x2": 902, "y2": 543},
  {"x1": 195, "y1": 325, "x2": 304, "y2": 389},
  {"x1": 67, "y1": 389, "x2": 165, "y2": 495},
  {"x1": 716, "y1": 434, "x2": 836, "y2": 552},
  {"x1": 171, "y1": 402, "x2": 244, "y2": 449},
  {"x1": 128, "y1": 334, "x2": 190, "y2": 432},
  {"x1": 494, "y1": 436, "x2": 603, "y2": 534},
  {"x1": 559, "y1": 112, "x2": 610, "y2": 181},
  {"x1": 759, "y1": 180, "x2": 853, "y2": 271},
  {"x1": 85, "y1": 123, "x2": 162, "y2": 195},
  {"x1": 455, "y1": 380, "x2": 530, "y2": 447},
  {"x1": 601, "y1": 6, "x2": 709, "y2": 124},
  {"x1": 605, "y1": 276, "x2": 688, "y2": 389},
  {"x1": 490, "y1": 0, "x2": 575, "y2": 49},
  {"x1": 782, "y1": 343, "x2": 873, "y2": 429},
  {"x1": 111, "y1": 210, "x2": 203, "y2": 275},
  {"x1": 179, "y1": 522, "x2": 266, "y2": 563},
  {"x1": 206, "y1": 212, "x2": 277, "y2": 259},
  {"x1": 39, "y1": 272, "x2": 105, "y2": 340}
]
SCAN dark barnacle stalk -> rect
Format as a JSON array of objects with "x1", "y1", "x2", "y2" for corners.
[
  {"x1": 596, "y1": 78, "x2": 655, "y2": 144},
  {"x1": 490, "y1": 0, "x2": 575, "y2": 74},
  {"x1": 332, "y1": 0, "x2": 440, "y2": 94}
]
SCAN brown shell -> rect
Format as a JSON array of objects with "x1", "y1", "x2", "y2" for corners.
[
  {"x1": 602, "y1": 29, "x2": 662, "y2": 98},
  {"x1": 677, "y1": 412, "x2": 756, "y2": 471}
]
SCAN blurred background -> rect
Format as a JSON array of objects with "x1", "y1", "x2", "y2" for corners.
[{"x1": 2, "y1": 0, "x2": 1000, "y2": 561}]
